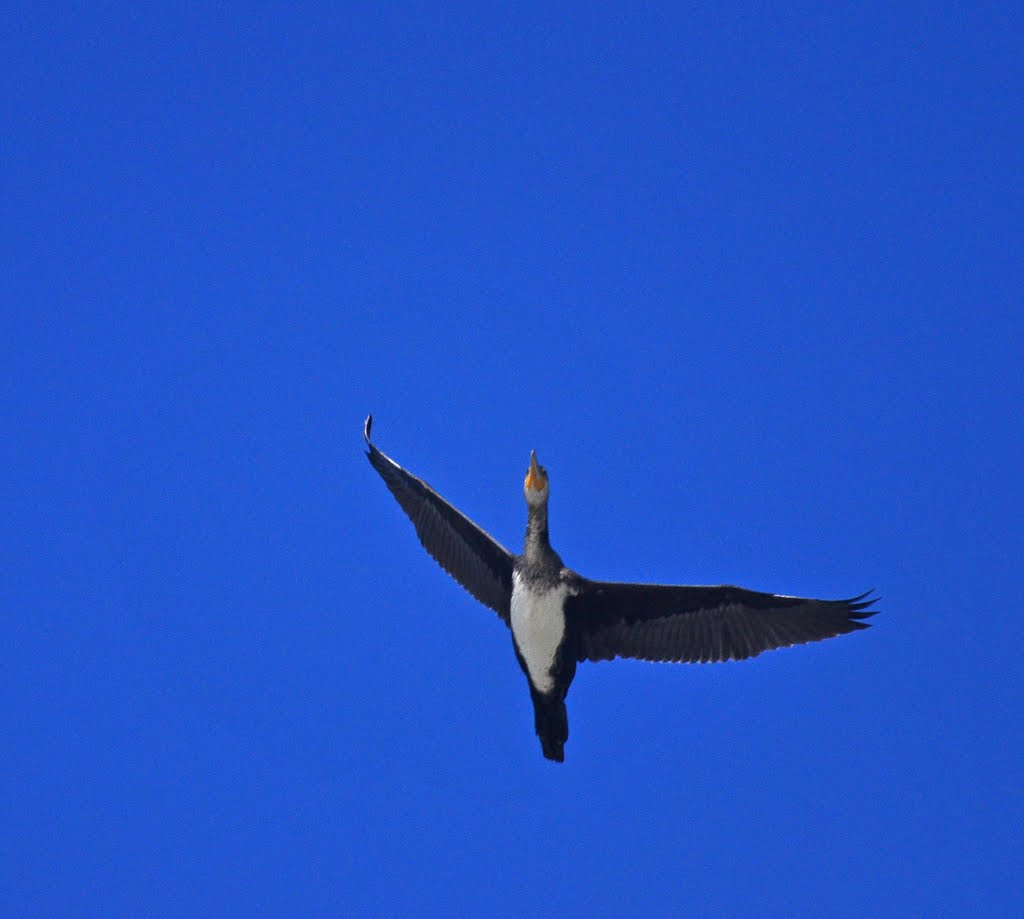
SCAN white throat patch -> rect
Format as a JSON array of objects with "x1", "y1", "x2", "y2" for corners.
[{"x1": 510, "y1": 571, "x2": 571, "y2": 694}]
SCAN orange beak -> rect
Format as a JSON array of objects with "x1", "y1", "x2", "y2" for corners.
[{"x1": 525, "y1": 450, "x2": 543, "y2": 491}]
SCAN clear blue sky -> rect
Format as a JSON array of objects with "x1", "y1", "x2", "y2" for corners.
[{"x1": 4, "y1": 4, "x2": 1022, "y2": 916}]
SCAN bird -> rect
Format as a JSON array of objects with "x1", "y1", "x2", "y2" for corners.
[{"x1": 363, "y1": 415, "x2": 878, "y2": 762}]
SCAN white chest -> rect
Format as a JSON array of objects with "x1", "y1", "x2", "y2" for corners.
[{"x1": 510, "y1": 572, "x2": 570, "y2": 694}]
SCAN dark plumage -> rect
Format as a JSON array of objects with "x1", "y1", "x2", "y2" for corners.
[{"x1": 364, "y1": 415, "x2": 878, "y2": 762}]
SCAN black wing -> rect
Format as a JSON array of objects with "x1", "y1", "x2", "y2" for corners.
[
  {"x1": 572, "y1": 580, "x2": 877, "y2": 663},
  {"x1": 364, "y1": 415, "x2": 515, "y2": 623}
]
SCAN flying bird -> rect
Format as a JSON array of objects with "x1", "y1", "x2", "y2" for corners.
[{"x1": 364, "y1": 415, "x2": 877, "y2": 762}]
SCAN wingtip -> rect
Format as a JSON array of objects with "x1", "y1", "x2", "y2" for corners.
[
  {"x1": 364, "y1": 413, "x2": 373, "y2": 445},
  {"x1": 845, "y1": 589, "x2": 880, "y2": 619}
]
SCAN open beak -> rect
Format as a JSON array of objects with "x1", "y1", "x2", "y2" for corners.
[{"x1": 525, "y1": 450, "x2": 543, "y2": 490}]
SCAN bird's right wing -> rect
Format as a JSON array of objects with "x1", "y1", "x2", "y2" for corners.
[
  {"x1": 572, "y1": 580, "x2": 877, "y2": 663},
  {"x1": 364, "y1": 415, "x2": 515, "y2": 623}
]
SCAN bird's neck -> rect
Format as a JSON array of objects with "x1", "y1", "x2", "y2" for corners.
[{"x1": 524, "y1": 502, "x2": 552, "y2": 562}]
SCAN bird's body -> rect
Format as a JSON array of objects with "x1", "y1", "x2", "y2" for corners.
[
  {"x1": 364, "y1": 415, "x2": 878, "y2": 762},
  {"x1": 510, "y1": 573, "x2": 576, "y2": 760},
  {"x1": 510, "y1": 572, "x2": 572, "y2": 696}
]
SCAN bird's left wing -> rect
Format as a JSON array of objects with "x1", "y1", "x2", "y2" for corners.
[
  {"x1": 364, "y1": 415, "x2": 515, "y2": 623},
  {"x1": 571, "y1": 580, "x2": 877, "y2": 663}
]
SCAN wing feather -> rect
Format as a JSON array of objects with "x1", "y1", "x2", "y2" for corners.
[
  {"x1": 364, "y1": 416, "x2": 515, "y2": 622},
  {"x1": 572, "y1": 581, "x2": 877, "y2": 663}
]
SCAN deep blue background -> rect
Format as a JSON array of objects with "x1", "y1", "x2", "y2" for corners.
[{"x1": 4, "y1": 4, "x2": 1022, "y2": 915}]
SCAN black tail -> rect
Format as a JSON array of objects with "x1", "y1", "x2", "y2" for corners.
[{"x1": 532, "y1": 691, "x2": 568, "y2": 763}]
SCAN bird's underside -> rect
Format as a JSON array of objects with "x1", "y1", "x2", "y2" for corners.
[{"x1": 364, "y1": 415, "x2": 879, "y2": 762}]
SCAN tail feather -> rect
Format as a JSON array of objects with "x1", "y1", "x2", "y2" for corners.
[{"x1": 533, "y1": 693, "x2": 568, "y2": 763}]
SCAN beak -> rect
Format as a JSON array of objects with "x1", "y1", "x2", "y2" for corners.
[{"x1": 525, "y1": 450, "x2": 542, "y2": 490}]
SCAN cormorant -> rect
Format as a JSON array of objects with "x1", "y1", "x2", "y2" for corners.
[{"x1": 364, "y1": 415, "x2": 877, "y2": 762}]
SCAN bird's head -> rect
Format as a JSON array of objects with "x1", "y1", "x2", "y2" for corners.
[{"x1": 523, "y1": 450, "x2": 549, "y2": 506}]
